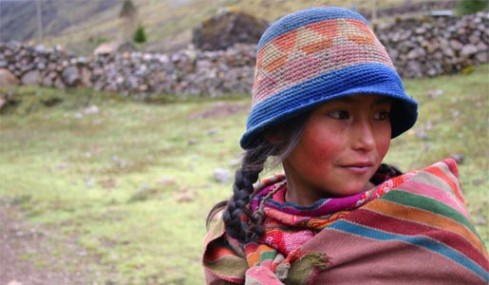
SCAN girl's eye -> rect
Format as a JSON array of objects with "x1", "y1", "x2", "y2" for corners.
[
  {"x1": 374, "y1": 111, "x2": 391, "y2": 121},
  {"x1": 328, "y1": 111, "x2": 349, "y2": 120}
]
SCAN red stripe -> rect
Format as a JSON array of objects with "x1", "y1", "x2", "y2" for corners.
[{"x1": 344, "y1": 208, "x2": 488, "y2": 269}]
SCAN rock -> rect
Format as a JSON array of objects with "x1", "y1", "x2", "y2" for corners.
[
  {"x1": 476, "y1": 42, "x2": 488, "y2": 52},
  {"x1": 192, "y1": 9, "x2": 268, "y2": 51},
  {"x1": 54, "y1": 77, "x2": 66, "y2": 89},
  {"x1": 473, "y1": 216, "x2": 487, "y2": 225},
  {"x1": 93, "y1": 42, "x2": 120, "y2": 55},
  {"x1": 415, "y1": 129, "x2": 428, "y2": 140},
  {"x1": 176, "y1": 189, "x2": 195, "y2": 203},
  {"x1": 415, "y1": 26, "x2": 426, "y2": 34},
  {"x1": 84, "y1": 177, "x2": 95, "y2": 188},
  {"x1": 41, "y1": 76, "x2": 53, "y2": 87},
  {"x1": 93, "y1": 41, "x2": 136, "y2": 55},
  {"x1": 441, "y1": 46, "x2": 455, "y2": 57},
  {"x1": 0, "y1": 68, "x2": 19, "y2": 86},
  {"x1": 469, "y1": 33, "x2": 481, "y2": 45},
  {"x1": 426, "y1": 40, "x2": 440, "y2": 53},
  {"x1": 82, "y1": 105, "x2": 99, "y2": 115},
  {"x1": 460, "y1": 44, "x2": 478, "y2": 57},
  {"x1": 157, "y1": 176, "x2": 176, "y2": 186},
  {"x1": 449, "y1": 40, "x2": 463, "y2": 51},
  {"x1": 475, "y1": 52, "x2": 488, "y2": 63},
  {"x1": 20, "y1": 70, "x2": 40, "y2": 85},
  {"x1": 449, "y1": 153, "x2": 465, "y2": 164},
  {"x1": 80, "y1": 67, "x2": 92, "y2": 87},
  {"x1": 406, "y1": 60, "x2": 422, "y2": 78},
  {"x1": 0, "y1": 95, "x2": 7, "y2": 110},
  {"x1": 427, "y1": 89, "x2": 444, "y2": 99},
  {"x1": 213, "y1": 168, "x2": 231, "y2": 183},
  {"x1": 61, "y1": 66, "x2": 80, "y2": 87},
  {"x1": 407, "y1": 47, "x2": 426, "y2": 59},
  {"x1": 128, "y1": 186, "x2": 160, "y2": 203}
]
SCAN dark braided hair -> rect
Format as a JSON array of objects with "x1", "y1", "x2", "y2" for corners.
[
  {"x1": 206, "y1": 113, "x2": 310, "y2": 243},
  {"x1": 222, "y1": 149, "x2": 268, "y2": 242}
]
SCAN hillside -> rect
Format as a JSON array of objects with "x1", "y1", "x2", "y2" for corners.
[
  {"x1": 0, "y1": 0, "x2": 447, "y2": 55},
  {"x1": 0, "y1": 0, "x2": 120, "y2": 42}
]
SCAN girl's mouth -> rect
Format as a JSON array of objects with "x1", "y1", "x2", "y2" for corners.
[{"x1": 340, "y1": 162, "x2": 374, "y2": 174}]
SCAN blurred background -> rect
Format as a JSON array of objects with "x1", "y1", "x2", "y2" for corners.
[
  {"x1": 0, "y1": 0, "x2": 488, "y2": 285},
  {"x1": 0, "y1": 0, "x2": 475, "y2": 54}
]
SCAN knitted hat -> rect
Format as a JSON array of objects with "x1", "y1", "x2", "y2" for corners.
[{"x1": 240, "y1": 6, "x2": 418, "y2": 149}]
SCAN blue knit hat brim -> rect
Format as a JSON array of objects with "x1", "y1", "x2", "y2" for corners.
[{"x1": 240, "y1": 63, "x2": 418, "y2": 149}]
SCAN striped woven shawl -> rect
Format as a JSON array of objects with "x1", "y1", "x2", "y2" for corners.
[{"x1": 203, "y1": 159, "x2": 489, "y2": 284}]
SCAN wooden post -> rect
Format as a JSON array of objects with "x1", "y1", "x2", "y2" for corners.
[{"x1": 36, "y1": 0, "x2": 43, "y2": 43}]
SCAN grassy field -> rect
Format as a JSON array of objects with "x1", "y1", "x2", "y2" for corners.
[{"x1": 0, "y1": 64, "x2": 488, "y2": 284}]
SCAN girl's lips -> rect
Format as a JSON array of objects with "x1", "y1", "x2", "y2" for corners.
[{"x1": 340, "y1": 163, "x2": 374, "y2": 174}]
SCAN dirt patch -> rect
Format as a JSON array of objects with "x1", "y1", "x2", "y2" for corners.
[
  {"x1": 188, "y1": 101, "x2": 249, "y2": 120},
  {"x1": 0, "y1": 200, "x2": 113, "y2": 285}
]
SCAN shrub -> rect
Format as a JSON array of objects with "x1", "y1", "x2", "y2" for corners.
[
  {"x1": 133, "y1": 25, "x2": 147, "y2": 44},
  {"x1": 456, "y1": 0, "x2": 488, "y2": 15}
]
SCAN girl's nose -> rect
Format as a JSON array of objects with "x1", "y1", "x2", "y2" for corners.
[{"x1": 351, "y1": 119, "x2": 376, "y2": 151}]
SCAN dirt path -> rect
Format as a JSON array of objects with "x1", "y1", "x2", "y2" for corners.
[{"x1": 0, "y1": 200, "x2": 105, "y2": 285}]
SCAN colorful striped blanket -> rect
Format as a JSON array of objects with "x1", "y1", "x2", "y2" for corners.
[{"x1": 203, "y1": 159, "x2": 489, "y2": 284}]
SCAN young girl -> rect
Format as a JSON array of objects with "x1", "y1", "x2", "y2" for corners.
[{"x1": 203, "y1": 7, "x2": 489, "y2": 284}]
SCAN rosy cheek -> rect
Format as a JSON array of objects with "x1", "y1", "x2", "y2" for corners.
[
  {"x1": 304, "y1": 135, "x2": 338, "y2": 165},
  {"x1": 376, "y1": 133, "x2": 391, "y2": 158}
]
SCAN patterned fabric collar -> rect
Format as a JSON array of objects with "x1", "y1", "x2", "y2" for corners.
[{"x1": 250, "y1": 165, "x2": 407, "y2": 218}]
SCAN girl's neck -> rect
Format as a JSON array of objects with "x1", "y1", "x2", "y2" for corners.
[{"x1": 284, "y1": 178, "x2": 376, "y2": 206}]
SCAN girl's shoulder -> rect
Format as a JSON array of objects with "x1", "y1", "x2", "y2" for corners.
[
  {"x1": 202, "y1": 174, "x2": 287, "y2": 284},
  {"x1": 203, "y1": 213, "x2": 247, "y2": 284},
  {"x1": 379, "y1": 158, "x2": 467, "y2": 214}
]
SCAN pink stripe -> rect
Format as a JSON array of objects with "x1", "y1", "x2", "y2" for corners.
[
  {"x1": 400, "y1": 180, "x2": 469, "y2": 218},
  {"x1": 245, "y1": 266, "x2": 283, "y2": 284}
]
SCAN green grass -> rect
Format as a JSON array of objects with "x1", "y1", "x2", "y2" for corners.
[{"x1": 1, "y1": 64, "x2": 488, "y2": 284}]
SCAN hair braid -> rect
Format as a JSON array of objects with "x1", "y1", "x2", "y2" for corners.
[
  {"x1": 205, "y1": 112, "x2": 310, "y2": 243},
  {"x1": 223, "y1": 149, "x2": 267, "y2": 243}
]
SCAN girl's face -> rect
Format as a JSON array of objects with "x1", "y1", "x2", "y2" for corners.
[{"x1": 283, "y1": 95, "x2": 392, "y2": 205}]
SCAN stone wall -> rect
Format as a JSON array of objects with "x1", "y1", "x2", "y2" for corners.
[
  {"x1": 378, "y1": 12, "x2": 488, "y2": 78},
  {"x1": 0, "y1": 12, "x2": 487, "y2": 97}
]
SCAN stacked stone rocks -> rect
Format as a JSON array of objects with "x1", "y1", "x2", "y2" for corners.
[
  {"x1": 378, "y1": 12, "x2": 488, "y2": 78},
  {"x1": 0, "y1": 42, "x2": 92, "y2": 88},
  {"x1": 0, "y1": 12, "x2": 487, "y2": 96},
  {"x1": 88, "y1": 44, "x2": 255, "y2": 96}
]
